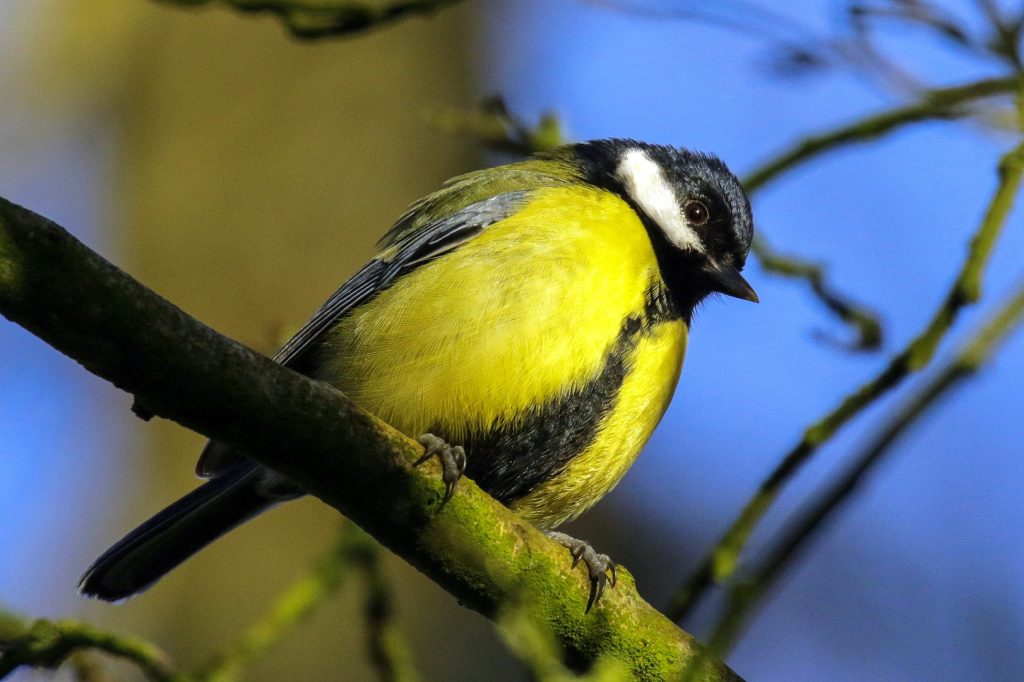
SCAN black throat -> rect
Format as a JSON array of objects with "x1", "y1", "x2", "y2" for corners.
[{"x1": 600, "y1": 187, "x2": 715, "y2": 323}]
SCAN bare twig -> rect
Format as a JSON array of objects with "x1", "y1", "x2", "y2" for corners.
[
  {"x1": 495, "y1": 604, "x2": 629, "y2": 682},
  {"x1": 667, "y1": 139, "x2": 1024, "y2": 622},
  {"x1": 0, "y1": 198, "x2": 738, "y2": 681},
  {"x1": 751, "y1": 234, "x2": 882, "y2": 351},
  {"x1": 158, "y1": 0, "x2": 466, "y2": 39},
  {"x1": 197, "y1": 525, "x2": 361, "y2": 681},
  {"x1": 742, "y1": 75, "x2": 1023, "y2": 194},
  {"x1": 0, "y1": 609, "x2": 176, "y2": 681},
  {"x1": 689, "y1": 275, "x2": 1024, "y2": 673},
  {"x1": 343, "y1": 530, "x2": 419, "y2": 682},
  {"x1": 427, "y1": 97, "x2": 566, "y2": 156}
]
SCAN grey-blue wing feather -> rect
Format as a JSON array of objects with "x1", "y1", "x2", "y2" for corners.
[
  {"x1": 276, "y1": 191, "x2": 528, "y2": 370},
  {"x1": 196, "y1": 191, "x2": 529, "y2": 478}
]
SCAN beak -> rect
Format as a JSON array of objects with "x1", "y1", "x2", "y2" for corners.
[{"x1": 704, "y1": 262, "x2": 759, "y2": 303}]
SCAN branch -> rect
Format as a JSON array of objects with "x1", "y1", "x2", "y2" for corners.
[
  {"x1": 666, "y1": 139, "x2": 1024, "y2": 622},
  {"x1": 197, "y1": 525, "x2": 361, "y2": 681},
  {"x1": 750, "y1": 234, "x2": 882, "y2": 351},
  {"x1": 345, "y1": 530, "x2": 420, "y2": 682},
  {"x1": 693, "y1": 275, "x2": 1024, "y2": 668},
  {"x1": 741, "y1": 74, "x2": 1024, "y2": 351},
  {"x1": 158, "y1": 0, "x2": 465, "y2": 39},
  {"x1": 0, "y1": 199, "x2": 738, "y2": 681},
  {"x1": 0, "y1": 609, "x2": 176, "y2": 681},
  {"x1": 426, "y1": 97, "x2": 566, "y2": 156},
  {"x1": 742, "y1": 75, "x2": 1023, "y2": 194}
]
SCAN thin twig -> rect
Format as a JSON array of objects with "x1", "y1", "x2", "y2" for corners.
[
  {"x1": 0, "y1": 609, "x2": 177, "y2": 681},
  {"x1": 197, "y1": 525, "x2": 360, "y2": 682},
  {"x1": 158, "y1": 0, "x2": 466, "y2": 39},
  {"x1": 686, "y1": 276, "x2": 1024, "y2": 676},
  {"x1": 344, "y1": 530, "x2": 419, "y2": 682},
  {"x1": 742, "y1": 74, "x2": 1023, "y2": 349},
  {"x1": 666, "y1": 139, "x2": 1024, "y2": 622},
  {"x1": 751, "y1": 234, "x2": 882, "y2": 350},
  {"x1": 743, "y1": 74, "x2": 1022, "y2": 194},
  {"x1": 495, "y1": 603, "x2": 629, "y2": 682},
  {"x1": 426, "y1": 97, "x2": 566, "y2": 156}
]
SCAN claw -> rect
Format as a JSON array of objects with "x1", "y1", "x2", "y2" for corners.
[
  {"x1": 545, "y1": 531, "x2": 617, "y2": 612},
  {"x1": 416, "y1": 433, "x2": 466, "y2": 506},
  {"x1": 570, "y1": 544, "x2": 586, "y2": 568},
  {"x1": 587, "y1": 573, "x2": 606, "y2": 613}
]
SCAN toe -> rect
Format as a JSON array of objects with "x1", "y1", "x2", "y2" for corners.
[{"x1": 586, "y1": 572, "x2": 607, "y2": 613}]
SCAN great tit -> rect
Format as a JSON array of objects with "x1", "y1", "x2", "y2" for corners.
[{"x1": 80, "y1": 139, "x2": 756, "y2": 607}]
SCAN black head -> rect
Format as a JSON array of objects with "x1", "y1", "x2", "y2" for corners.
[{"x1": 568, "y1": 139, "x2": 756, "y2": 315}]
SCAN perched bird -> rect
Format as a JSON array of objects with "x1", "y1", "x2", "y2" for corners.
[{"x1": 80, "y1": 139, "x2": 756, "y2": 608}]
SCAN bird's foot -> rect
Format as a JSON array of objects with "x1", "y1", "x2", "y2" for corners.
[
  {"x1": 415, "y1": 433, "x2": 467, "y2": 505},
  {"x1": 545, "y1": 531, "x2": 617, "y2": 612}
]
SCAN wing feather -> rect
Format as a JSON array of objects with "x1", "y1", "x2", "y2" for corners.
[{"x1": 195, "y1": 190, "x2": 529, "y2": 478}]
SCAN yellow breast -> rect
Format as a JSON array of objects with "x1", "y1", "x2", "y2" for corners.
[
  {"x1": 510, "y1": 319, "x2": 685, "y2": 528},
  {"x1": 319, "y1": 185, "x2": 687, "y2": 527}
]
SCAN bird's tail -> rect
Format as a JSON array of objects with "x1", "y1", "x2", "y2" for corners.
[{"x1": 79, "y1": 462, "x2": 276, "y2": 601}]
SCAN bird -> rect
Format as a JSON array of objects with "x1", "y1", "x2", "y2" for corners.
[{"x1": 79, "y1": 138, "x2": 756, "y2": 609}]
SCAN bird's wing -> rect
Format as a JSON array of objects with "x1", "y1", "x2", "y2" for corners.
[
  {"x1": 195, "y1": 190, "x2": 529, "y2": 478},
  {"x1": 273, "y1": 190, "x2": 529, "y2": 370}
]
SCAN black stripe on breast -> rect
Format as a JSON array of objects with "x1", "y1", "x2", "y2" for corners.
[{"x1": 453, "y1": 283, "x2": 680, "y2": 506}]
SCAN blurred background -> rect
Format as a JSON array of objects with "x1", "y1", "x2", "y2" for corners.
[{"x1": 2, "y1": 0, "x2": 1023, "y2": 679}]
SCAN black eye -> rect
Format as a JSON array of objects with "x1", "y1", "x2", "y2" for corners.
[{"x1": 684, "y1": 200, "x2": 710, "y2": 225}]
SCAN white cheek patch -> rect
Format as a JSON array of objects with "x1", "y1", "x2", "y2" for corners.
[{"x1": 615, "y1": 148, "x2": 705, "y2": 254}]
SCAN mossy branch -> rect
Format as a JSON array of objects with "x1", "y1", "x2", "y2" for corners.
[
  {"x1": 0, "y1": 610, "x2": 176, "y2": 681},
  {"x1": 158, "y1": 0, "x2": 465, "y2": 39},
  {"x1": 666, "y1": 139, "x2": 1024, "y2": 622},
  {"x1": 0, "y1": 197, "x2": 739, "y2": 681},
  {"x1": 692, "y1": 275, "x2": 1024, "y2": 668}
]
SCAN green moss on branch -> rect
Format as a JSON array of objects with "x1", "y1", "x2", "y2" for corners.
[{"x1": 0, "y1": 609, "x2": 176, "y2": 681}]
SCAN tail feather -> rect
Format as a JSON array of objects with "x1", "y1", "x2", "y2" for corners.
[{"x1": 79, "y1": 462, "x2": 276, "y2": 601}]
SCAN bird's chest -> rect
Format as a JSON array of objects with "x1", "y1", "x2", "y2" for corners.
[
  {"x1": 321, "y1": 189, "x2": 687, "y2": 525},
  {"x1": 507, "y1": 316, "x2": 685, "y2": 528},
  {"x1": 327, "y1": 191, "x2": 663, "y2": 426}
]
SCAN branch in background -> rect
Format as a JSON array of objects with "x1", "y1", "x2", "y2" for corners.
[
  {"x1": 197, "y1": 525, "x2": 362, "y2": 681},
  {"x1": 0, "y1": 199, "x2": 737, "y2": 681},
  {"x1": 2, "y1": 526, "x2": 412, "y2": 681},
  {"x1": 427, "y1": 97, "x2": 566, "y2": 156},
  {"x1": 158, "y1": 0, "x2": 465, "y2": 39},
  {"x1": 0, "y1": 610, "x2": 176, "y2": 682},
  {"x1": 69, "y1": 652, "x2": 119, "y2": 682},
  {"x1": 690, "y1": 276, "x2": 1024, "y2": 671},
  {"x1": 495, "y1": 604, "x2": 628, "y2": 682},
  {"x1": 344, "y1": 530, "x2": 419, "y2": 682},
  {"x1": 667, "y1": 139, "x2": 1024, "y2": 622},
  {"x1": 751, "y1": 234, "x2": 882, "y2": 351},
  {"x1": 742, "y1": 75, "x2": 1023, "y2": 193},
  {"x1": 741, "y1": 74, "x2": 1023, "y2": 349}
]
